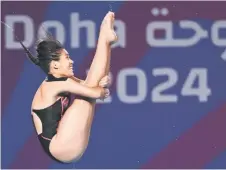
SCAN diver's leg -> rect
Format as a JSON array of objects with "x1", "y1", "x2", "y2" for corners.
[{"x1": 49, "y1": 12, "x2": 117, "y2": 163}]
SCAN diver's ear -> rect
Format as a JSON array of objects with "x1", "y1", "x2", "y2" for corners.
[{"x1": 51, "y1": 60, "x2": 60, "y2": 70}]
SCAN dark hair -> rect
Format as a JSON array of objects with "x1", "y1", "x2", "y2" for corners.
[
  {"x1": 20, "y1": 38, "x2": 64, "y2": 74},
  {"x1": 35, "y1": 39, "x2": 64, "y2": 73}
]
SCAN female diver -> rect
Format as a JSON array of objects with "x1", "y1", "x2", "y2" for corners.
[{"x1": 20, "y1": 12, "x2": 117, "y2": 163}]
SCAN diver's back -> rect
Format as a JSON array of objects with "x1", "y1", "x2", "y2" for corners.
[
  {"x1": 32, "y1": 81, "x2": 59, "y2": 110},
  {"x1": 31, "y1": 80, "x2": 70, "y2": 136}
]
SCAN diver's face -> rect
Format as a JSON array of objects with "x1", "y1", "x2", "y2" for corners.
[{"x1": 57, "y1": 49, "x2": 74, "y2": 77}]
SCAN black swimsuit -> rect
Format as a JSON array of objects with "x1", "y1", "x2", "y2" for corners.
[{"x1": 32, "y1": 74, "x2": 71, "y2": 161}]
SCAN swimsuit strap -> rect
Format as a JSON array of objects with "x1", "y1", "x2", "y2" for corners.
[{"x1": 46, "y1": 74, "x2": 68, "y2": 82}]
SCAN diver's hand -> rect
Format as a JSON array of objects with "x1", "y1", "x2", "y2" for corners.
[
  {"x1": 99, "y1": 75, "x2": 112, "y2": 88},
  {"x1": 100, "y1": 88, "x2": 110, "y2": 99}
]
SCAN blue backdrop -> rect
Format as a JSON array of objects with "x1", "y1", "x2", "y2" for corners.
[{"x1": 1, "y1": 1, "x2": 226, "y2": 169}]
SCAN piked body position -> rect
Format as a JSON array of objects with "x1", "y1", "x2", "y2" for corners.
[{"x1": 19, "y1": 12, "x2": 117, "y2": 163}]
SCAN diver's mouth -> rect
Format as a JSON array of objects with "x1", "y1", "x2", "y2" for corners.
[{"x1": 69, "y1": 65, "x2": 73, "y2": 71}]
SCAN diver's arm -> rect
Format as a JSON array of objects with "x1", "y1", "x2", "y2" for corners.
[
  {"x1": 54, "y1": 79, "x2": 108, "y2": 99},
  {"x1": 70, "y1": 75, "x2": 111, "y2": 87}
]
